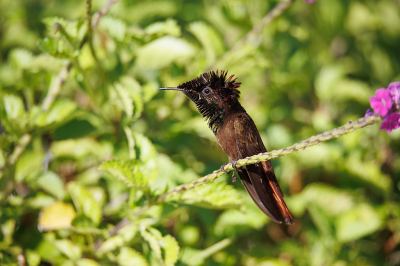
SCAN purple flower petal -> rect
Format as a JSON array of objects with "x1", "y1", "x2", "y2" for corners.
[
  {"x1": 388, "y1": 81, "x2": 400, "y2": 105},
  {"x1": 369, "y1": 88, "x2": 392, "y2": 117},
  {"x1": 380, "y1": 112, "x2": 400, "y2": 133},
  {"x1": 364, "y1": 109, "x2": 374, "y2": 118}
]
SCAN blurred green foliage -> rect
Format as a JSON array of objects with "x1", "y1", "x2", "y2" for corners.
[{"x1": 1, "y1": 0, "x2": 400, "y2": 265}]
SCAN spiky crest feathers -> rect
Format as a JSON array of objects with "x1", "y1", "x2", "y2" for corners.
[
  {"x1": 177, "y1": 70, "x2": 241, "y2": 101},
  {"x1": 177, "y1": 70, "x2": 242, "y2": 134}
]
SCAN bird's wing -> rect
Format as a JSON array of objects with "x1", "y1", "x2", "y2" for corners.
[{"x1": 233, "y1": 114, "x2": 293, "y2": 225}]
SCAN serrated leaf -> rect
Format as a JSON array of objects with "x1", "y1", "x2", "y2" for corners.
[
  {"x1": 136, "y1": 36, "x2": 196, "y2": 69},
  {"x1": 336, "y1": 204, "x2": 386, "y2": 242},
  {"x1": 161, "y1": 234, "x2": 180, "y2": 266},
  {"x1": 117, "y1": 247, "x2": 148, "y2": 266},
  {"x1": 145, "y1": 19, "x2": 181, "y2": 37},
  {"x1": 141, "y1": 227, "x2": 162, "y2": 260},
  {"x1": 38, "y1": 37, "x2": 72, "y2": 57},
  {"x1": 187, "y1": 22, "x2": 224, "y2": 63},
  {"x1": 53, "y1": 239, "x2": 82, "y2": 260},
  {"x1": 99, "y1": 159, "x2": 150, "y2": 188},
  {"x1": 36, "y1": 172, "x2": 65, "y2": 200},
  {"x1": 38, "y1": 201, "x2": 76, "y2": 231},
  {"x1": 67, "y1": 182, "x2": 102, "y2": 226},
  {"x1": 100, "y1": 16, "x2": 126, "y2": 42},
  {"x1": 167, "y1": 181, "x2": 242, "y2": 210}
]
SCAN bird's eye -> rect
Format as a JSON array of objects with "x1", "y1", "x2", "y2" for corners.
[{"x1": 203, "y1": 87, "x2": 211, "y2": 95}]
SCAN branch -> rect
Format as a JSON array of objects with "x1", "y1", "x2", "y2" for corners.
[
  {"x1": 208, "y1": 0, "x2": 294, "y2": 70},
  {"x1": 92, "y1": 0, "x2": 120, "y2": 28},
  {"x1": 86, "y1": 0, "x2": 98, "y2": 62},
  {"x1": 157, "y1": 114, "x2": 382, "y2": 202},
  {"x1": 102, "y1": 113, "x2": 382, "y2": 237},
  {"x1": 42, "y1": 62, "x2": 72, "y2": 111}
]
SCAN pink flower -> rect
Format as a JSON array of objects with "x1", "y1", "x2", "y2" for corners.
[
  {"x1": 388, "y1": 82, "x2": 400, "y2": 105},
  {"x1": 380, "y1": 113, "x2": 400, "y2": 133},
  {"x1": 369, "y1": 88, "x2": 392, "y2": 117},
  {"x1": 303, "y1": 0, "x2": 316, "y2": 2}
]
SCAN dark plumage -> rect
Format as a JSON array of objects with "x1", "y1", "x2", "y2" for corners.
[{"x1": 160, "y1": 70, "x2": 293, "y2": 225}]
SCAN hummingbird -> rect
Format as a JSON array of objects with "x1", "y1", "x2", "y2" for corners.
[{"x1": 160, "y1": 70, "x2": 293, "y2": 225}]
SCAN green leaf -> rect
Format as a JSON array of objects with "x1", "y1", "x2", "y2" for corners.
[
  {"x1": 187, "y1": 22, "x2": 224, "y2": 63},
  {"x1": 15, "y1": 150, "x2": 44, "y2": 183},
  {"x1": 100, "y1": 16, "x2": 126, "y2": 42},
  {"x1": 298, "y1": 183, "x2": 354, "y2": 216},
  {"x1": 36, "y1": 172, "x2": 65, "y2": 200},
  {"x1": 50, "y1": 138, "x2": 113, "y2": 161},
  {"x1": 214, "y1": 208, "x2": 268, "y2": 237},
  {"x1": 3, "y1": 94, "x2": 25, "y2": 120},
  {"x1": 71, "y1": 214, "x2": 96, "y2": 229},
  {"x1": 54, "y1": 239, "x2": 82, "y2": 260},
  {"x1": 180, "y1": 247, "x2": 204, "y2": 266},
  {"x1": 167, "y1": 181, "x2": 243, "y2": 210},
  {"x1": 97, "y1": 235, "x2": 125, "y2": 253},
  {"x1": 26, "y1": 250, "x2": 41, "y2": 266},
  {"x1": 336, "y1": 204, "x2": 386, "y2": 242},
  {"x1": 117, "y1": 247, "x2": 148, "y2": 266},
  {"x1": 136, "y1": 36, "x2": 196, "y2": 69},
  {"x1": 38, "y1": 37, "x2": 72, "y2": 57},
  {"x1": 145, "y1": 19, "x2": 181, "y2": 37},
  {"x1": 133, "y1": 133, "x2": 157, "y2": 162},
  {"x1": 99, "y1": 159, "x2": 150, "y2": 188},
  {"x1": 141, "y1": 227, "x2": 162, "y2": 260},
  {"x1": 161, "y1": 234, "x2": 180, "y2": 266},
  {"x1": 345, "y1": 153, "x2": 392, "y2": 193},
  {"x1": 76, "y1": 258, "x2": 101, "y2": 266},
  {"x1": 67, "y1": 182, "x2": 102, "y2": 226},
  {"x1": 9, "y1": 48, "x2": 33, "y2": 69},
  {"x1": 30, "y1": 100, "x2": 77, "y2": 128}
]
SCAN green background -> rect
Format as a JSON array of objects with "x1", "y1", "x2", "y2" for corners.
[{"x1": 1, "y1": 0, "x2": 400, "y2": 265}]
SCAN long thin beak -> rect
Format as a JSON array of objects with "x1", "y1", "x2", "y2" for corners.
[{"x1": 159, "y1": 87, "x2": 184, "y2": 91}]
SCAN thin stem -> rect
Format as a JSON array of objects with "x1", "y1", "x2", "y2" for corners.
[
  {"x1": 42, "y1": 62, "x2": 72, "y2": 111},
  {"x1": 208, "y1": 0, "x2": 294, "y2": 70},
  {"x1": 92, "y1": 0, "x2": 120, "y2": 28},
  {"x1": 102, "y1": 113, "x2": 382, "y2": 238},
  {"x1": 86, "y1": 0, "x2": 98, "y2": 62},
  {"x1": 157, "y1": 114, "x2": 382, "y2": 202}
]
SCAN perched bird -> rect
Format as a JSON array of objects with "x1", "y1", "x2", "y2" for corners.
[{"x1": 160, "y1": 71, "x2": 293, "y2": 225}]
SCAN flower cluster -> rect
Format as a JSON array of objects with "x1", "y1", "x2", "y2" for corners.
[{"x1": 368, "y1": 82, "x2": 400, "y2": 133}]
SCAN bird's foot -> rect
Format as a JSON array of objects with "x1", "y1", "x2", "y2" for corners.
[
  {"x1": 231, "y1": 160, "x2": 240, "y2": 183},
  {"x1": 220, "y1": 163, "x2": 230, "y2": 173},
  {"x1": 232, "y1": 160, "x2": 240, "y2": 171}
]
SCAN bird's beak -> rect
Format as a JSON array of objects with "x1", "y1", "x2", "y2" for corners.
[{"x1": 159, "y1": 87, "x2": 184, "y2": 91}]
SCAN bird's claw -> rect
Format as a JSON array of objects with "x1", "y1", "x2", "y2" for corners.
[
  {"x1": 232, "y1": 160, "x2": 240, "y2": 171},
  {"x1": 220, "y1": 163, "x2": 230, "y2": 173}
]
